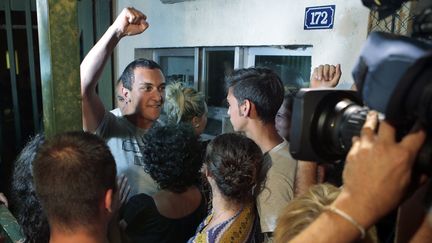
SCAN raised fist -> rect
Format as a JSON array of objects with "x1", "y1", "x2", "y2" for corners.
[
  {"x1": 113, "y1": 7, "x2": 149, "y2": 38},
  {"x1": 310, "y1": 64, "x2": 341, "y2": 88}
]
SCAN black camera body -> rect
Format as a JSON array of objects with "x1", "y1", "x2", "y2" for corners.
[{"x1": 289, "y1": 31, "x2": 432, "y2": 165}]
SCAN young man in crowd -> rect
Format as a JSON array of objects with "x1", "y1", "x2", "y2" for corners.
[{"x1": 225, "y1": 67, "x2": 297, "y2": 241}]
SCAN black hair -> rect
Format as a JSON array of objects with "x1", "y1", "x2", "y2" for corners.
[
  {"x1": 141, "y1": 123, "x2": 203, "y2": 193},
  {"x1": 205, "y1": 133, "x2": 263, "y2": 204},
  {"x1": 120, "y1": 58, "x2": 163, "y2": 90},
  {"x1": 225, "y1": 67, "x2": 284, "y2": 123},
  {"x1": 9, "y1": 133, "x2": 50, "y2": 243}
]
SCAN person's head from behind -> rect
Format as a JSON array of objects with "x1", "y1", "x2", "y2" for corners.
[
  {"x1": 275, "y1": 183, "x2": 378, "y2": 243},
  {"x1": 164, "y1": 82, "x2": 208, "y2": 135},
  {"x1": 141, "y1": 123, "x2": 203, "y2": 193},
  {"x1": 9, "y1": 133, "x2": 50, "y2": 243},
  {"x1": 120, "y1": 58, "x2": 166, "y2": 127},
  {"x1": 225, "y1": 67, "x2": 284, "y2": 131},
  {"x1": 203, "y1": 133, "x2": 263, "y2": 205},
  {"x1": 33, "y1": 131, "x2": 117, "y2": 233}
]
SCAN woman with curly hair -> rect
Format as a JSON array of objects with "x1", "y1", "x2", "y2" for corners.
[
  {"x1": 164, "y1": 82, "x2": 207, "y2": 136},
  {"x1": 120, "y1": 123, "x2": 207, "y2": 243},
  {"x1": 9, "y1": 134, "x2": 50, "y2": 243},
  {"x1": 188, "y1": 133, "x2": 263, "y2": 243}
]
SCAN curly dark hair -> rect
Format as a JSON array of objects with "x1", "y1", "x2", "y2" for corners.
[
  {"x1": 9, "y1": 133, "x2": 50, "y2": 243},
  {"x1": 205, "y1": 133, "x2": 263, "y2": 204},
  {"x1": 142, "y1": 123, "x2": 203, "y2": 193}
]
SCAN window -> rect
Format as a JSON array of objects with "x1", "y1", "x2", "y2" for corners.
[
  {"x1": 246, "y1": 46, "x2": 312, "y2": 91},
  {"x1": 153, "y1": 48, "x2": 199, "y2": 89},
  {"x1": 202, "y1": 47, "x2": 239, "y2": 136}
]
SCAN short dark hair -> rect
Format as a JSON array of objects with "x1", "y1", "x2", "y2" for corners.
[
  {"x1": 225, "y1": 67, "x2": 284, "y2": 123},
  {"x1": 205, "y1": 133, "x2": 263, "y2": 204},
  {"x1": 141, "y1": 123, "x2": 203, "y2": 193},
  {"x1": 33, "y1": 131, "x2": 117, "y2": 231},
  {"x1": 120, "y1": 58, "x2": 163, "y2": 90},
  {"x1": 9, "y1": 134, "x2": 50, "y2": 243}
]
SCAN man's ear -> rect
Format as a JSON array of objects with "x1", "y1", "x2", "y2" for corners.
[
  {"x1": 192, "y1": 116, "x2": 201, "y2": 128},
  {"x1": 122, "y1": 87, "x2": 131, "y2": 102},
  {"x1": 242, "y1": 99, "x2": 252, "y2": 117},
  {"x1": 104, "y1": 189, "x2": 114, "y2": 213}
]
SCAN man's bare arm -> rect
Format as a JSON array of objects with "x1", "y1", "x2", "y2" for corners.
[{"x1": 80, "y1": 7, "x2": 148, "y2": 132}]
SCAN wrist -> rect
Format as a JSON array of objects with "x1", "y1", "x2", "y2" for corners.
[
  {"x1": 332, "y1": 189, "x2": 378, "y2": 229},
  {"x1": 108, "y1": 24, "x2": 125, "y2": 40}
]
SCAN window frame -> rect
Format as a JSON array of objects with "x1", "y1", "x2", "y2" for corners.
[{"x1": 244, "y1": 46, "x2": 313, "y2": 68}]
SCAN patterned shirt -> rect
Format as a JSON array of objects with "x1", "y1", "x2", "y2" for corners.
[{"x1": 188, "y1": 203, "x2": 255, "y2": 243}]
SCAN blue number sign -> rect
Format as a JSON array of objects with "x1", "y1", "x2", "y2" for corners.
[{"x1": 304, "y1": 5, "x2": 335, "y2": 30}]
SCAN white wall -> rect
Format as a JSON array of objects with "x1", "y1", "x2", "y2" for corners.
[{"x1": 115, "y1": 0, "x2": 370, "y2": 88}]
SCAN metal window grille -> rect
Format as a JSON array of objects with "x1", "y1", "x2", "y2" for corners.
[{"x1": 368, "y1": 2, "x2": 416, "y2": 36}]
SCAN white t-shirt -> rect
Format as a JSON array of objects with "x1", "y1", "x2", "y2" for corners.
[
  {"x1": 256, "y1": 139, "x2": 298, "y2": 234},
  {"x1": 96, "y1": 111, "x2": 159, "y2": 198},
  {"x1": 110, "y1": 108, "x2": 122, "y2": 117}
]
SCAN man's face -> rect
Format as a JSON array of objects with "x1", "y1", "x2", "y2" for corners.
[
  {"x1": 129, "y1": 67, "x2": 165, "y2": 124},
  {"x1": 226, "y1": 88, "x2": 245, "y2": 132}
]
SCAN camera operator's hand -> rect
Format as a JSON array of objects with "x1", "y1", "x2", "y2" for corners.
[
  {"x1": 112, "y1": 7, "x2": 149, "y2": 38},
  {"x1": 289, "y1": 112, "x2": 426, "y2": 243},
  {"x1": 310, "y1": 64, "x2": 341, "y2": 88},
  {"x1": 334, "y1": 111, "x2": 426, "y2": 228}
]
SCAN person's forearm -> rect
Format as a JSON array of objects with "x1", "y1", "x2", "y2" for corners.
[
  {"x1": 294, "y1": 161, "x2": 317, "y2": 196},
  {"x1": 289, "y1": 209, "x2": 361, "y2": 243},
  {"x1": 80, "y1": 25, "x2": 121, "y2": 95},
  {"x1": 290, "y1": 190, "x2": 375, "y2": 243}
]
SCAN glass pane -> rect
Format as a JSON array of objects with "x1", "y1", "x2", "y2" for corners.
[
  {"x1": 159, "y1": 56, "x2": 195, "y2": 87},
  {"x1": 255, "y1": 55, "x2": 311, "y2": 92},
  {"x1": 206, "y1": 50, "x2": 234, "y2": 107},
  {"x1": 204, "y1": 50, "x2": 234, "y2": 137}
]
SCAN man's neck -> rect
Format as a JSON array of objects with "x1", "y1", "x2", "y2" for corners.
[
  {"x1": 244, "y1": 120, "x2": 283, "y2": 153},
  {"x1": 125, "y1": 114, "x2": 154, "y2": 129},
  {"x1": 50, "y1": 227, "x2": 107, "y2": 243}
]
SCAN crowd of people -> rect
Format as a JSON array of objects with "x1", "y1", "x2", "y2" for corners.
[{"x1": 1, "y1": 6, "x2": 431, "y2": 243}]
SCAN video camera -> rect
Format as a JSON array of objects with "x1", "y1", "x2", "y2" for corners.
[{"x1": 289, "y1": 1, "x2": 432, "y2": 175}]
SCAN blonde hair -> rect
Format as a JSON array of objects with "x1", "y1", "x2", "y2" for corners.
[
  {"x1": 164, "y1": 82, "x2": 207, "y2": 124},
  {"x1": 274, "y1": 183, "x2": 378, "y2": 243}
]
